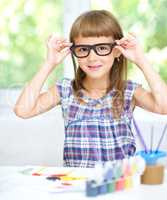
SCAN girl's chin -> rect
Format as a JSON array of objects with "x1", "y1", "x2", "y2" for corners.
[{"x1": 85, "y1": 72, "x2": 109, "y2": 80}]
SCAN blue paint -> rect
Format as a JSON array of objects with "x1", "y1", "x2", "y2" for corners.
[
  {"x1": 98, "y1": 181, "x2": 108, "y2": 195},
  {"x1": 86, "y1": 180, "x2": 98, "y2": 197},
  {"x1": 104, "y1": 168, "x2": 113, "y2": 181}
]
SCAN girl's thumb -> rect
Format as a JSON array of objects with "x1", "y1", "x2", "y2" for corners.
[
  {"x1": 62, "y1": 47, "x2": 71, "y2": 58},
  {"x1": 114, "y1": 46, "x2": 126, "y2": 55}
]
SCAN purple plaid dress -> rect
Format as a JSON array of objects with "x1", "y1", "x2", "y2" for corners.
[{"x1": 56, "y1": 78, "x2": 140, "y2": 168}]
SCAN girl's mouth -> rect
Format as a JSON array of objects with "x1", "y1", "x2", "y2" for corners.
[{"x1": 87, "y1": 65, "x2": 102, "y2": 70}]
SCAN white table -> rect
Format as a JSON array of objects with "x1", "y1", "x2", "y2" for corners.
[{"x1": 0, "y1": 166, "x2": 167, "y2": 200}]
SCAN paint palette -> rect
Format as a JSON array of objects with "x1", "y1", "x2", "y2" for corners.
[
  {"x1": 20, "y1": 166, "x2": 89, "y2": 193},
  {"x1": 85, "y1": 155, "x2": 145, "y2": 197}
]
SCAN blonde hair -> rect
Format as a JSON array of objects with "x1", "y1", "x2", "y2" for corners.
[{"x1": 70, "y1": 10, "x2": 127, "y2": 118}]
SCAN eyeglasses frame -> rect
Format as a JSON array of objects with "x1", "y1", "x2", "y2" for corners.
[{"x1": 70, "y1": 42, "x2": 116, "y2": 58}]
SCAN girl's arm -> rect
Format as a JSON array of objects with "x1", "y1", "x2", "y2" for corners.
[
  {"x1": 14, "y1": 63, "x2": 60, "y2": 118},
  {"x1": 14, "y1": 35, "x2": 72, "y2": 118},
  {"x1": 115, "y1": 33, "x2": 167, "y2": 114},
  {"x1": 134, "y1": 59, "x2": 167, "y2": 114}
]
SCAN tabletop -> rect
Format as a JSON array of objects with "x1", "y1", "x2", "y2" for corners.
[{"x1": 0, "y1": 166, "x2": 167, "y2": 200}]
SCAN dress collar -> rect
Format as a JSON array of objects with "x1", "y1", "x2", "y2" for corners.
[{"x1": 78, "y1": 89, "x2": 116, "y2": 106}]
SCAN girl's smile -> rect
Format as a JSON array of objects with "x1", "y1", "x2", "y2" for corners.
[{"x1": 87, "y1": 64, "x2": 102, "y2": 71}]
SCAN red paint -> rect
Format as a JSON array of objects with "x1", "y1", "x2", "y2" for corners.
[
  {"x1": 62, "y1": 182, "x2": 72, "y2": 186},
  {"x1": 32, "y1": 173, "x2": 41, "y2": 176},
  {"x1": 115, "y1": 177, "x2": 125, "y2": 191}
]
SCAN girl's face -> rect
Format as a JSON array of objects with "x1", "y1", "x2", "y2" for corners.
[{"x1": 73, "y1": 36, "x2": 117, "y2": 80}]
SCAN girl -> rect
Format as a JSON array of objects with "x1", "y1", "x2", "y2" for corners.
[{"x1": 14, "y1": 10, "x2": 167, "y2": 168}]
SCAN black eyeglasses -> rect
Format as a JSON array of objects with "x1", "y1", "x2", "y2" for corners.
[{"x1": 70, "y1": 42, "x2": 116, "y2": 58}]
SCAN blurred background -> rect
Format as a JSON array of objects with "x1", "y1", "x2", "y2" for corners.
[
  {"x1": 0, "y1": 0, "x2": 167, "y2": 166},
  {"x1": 1, "y1": 0, "x2": 167, "y2": 88}
]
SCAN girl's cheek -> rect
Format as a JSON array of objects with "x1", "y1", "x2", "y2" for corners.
[{"x1": 78, "y1": 59, "x2": 86, "y2": 66}]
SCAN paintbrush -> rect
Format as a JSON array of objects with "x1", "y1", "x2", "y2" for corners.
[
  {"x1": 133, "y1": 117, "x2": 148, "y2": 153},
  {"x1": 150, "y1": 125, "x2": 154, "y2": 153},
  {"x1": 155, "y1": 123, "x2": 167, "y2": 153}
]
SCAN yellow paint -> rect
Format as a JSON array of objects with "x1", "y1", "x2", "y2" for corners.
[{"x1": 125, "y1": 176, "x2": 133, "y2": 188}]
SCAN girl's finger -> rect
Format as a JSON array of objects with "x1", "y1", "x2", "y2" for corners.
[
  {"x1": 118, "y1": 36, "x2": 137, "y2": 48},
  {"x1": 61, "y1": 47, "x2": 71, "y2": 55},
  {"x1": 53, "y1": 41, "x2": 72, "y2": 48},
  {"x1": 116, "y1": 40, "x2": 130, "y2": 49},
  {"x1": 52, "y1": 42, "x2": 72, "y2": 52},
  {"x1": 116, "y1": 37, "x2": 130, "y2": 45},
  {"x1": 49, "y1": 33, "x2": 66, "y2": 44}
]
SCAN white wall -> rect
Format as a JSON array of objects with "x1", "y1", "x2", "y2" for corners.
[{"x1": 0, "y1": 105, "x2": 65, "y2": 166}]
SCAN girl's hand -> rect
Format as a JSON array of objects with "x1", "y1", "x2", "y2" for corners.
[
  {"x1": 115, "y1": 33, "x2": 147, "y2": 68},
  {"x1": 46, "y1": 33, "x2": 73, "y2": 68}
]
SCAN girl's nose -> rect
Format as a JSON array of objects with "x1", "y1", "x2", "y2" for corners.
[{"x1": 87, "y1": 49, "x2": 98, "y2": 61}]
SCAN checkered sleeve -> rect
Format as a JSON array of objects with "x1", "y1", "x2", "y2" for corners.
[
  {"x1": 56, "y1": 78, "x2": 72, "y2": 117},
  {"x1": 124, "y1": 80, "x2": 141, "y2": 111},
  {"x1": 56, "y1": 78, "x2": 72, "y2": 101}
]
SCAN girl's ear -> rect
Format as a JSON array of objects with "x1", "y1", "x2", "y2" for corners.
[{"x1": 112, "y1": 47, "x2": 121, "y2": 58}]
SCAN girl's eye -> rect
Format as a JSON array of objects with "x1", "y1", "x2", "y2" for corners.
[
  {"x1": 98, "y1": 45, "x2": 109, "y2": 51},
  {"x1": 78, "y1": 47, "x2": 89, "y2": 52}
]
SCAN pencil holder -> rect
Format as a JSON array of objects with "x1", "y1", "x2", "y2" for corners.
[
  {"x1": 137, "y1": 151, "x2": 167, "y2": 185},
  {"x1": 141, "y1": 164, "x2": 164, "y2": 185}
]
